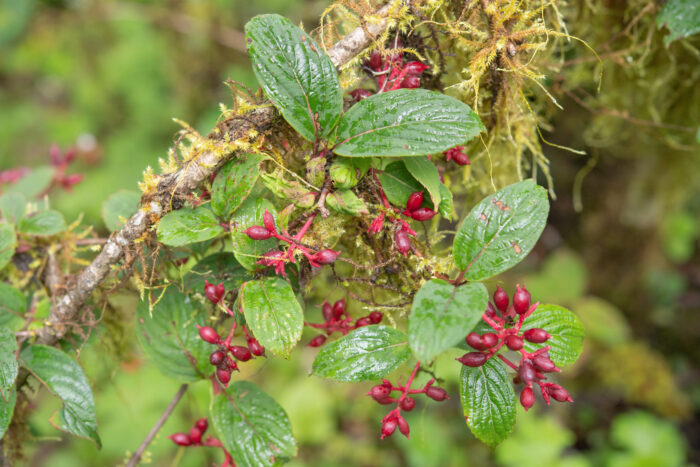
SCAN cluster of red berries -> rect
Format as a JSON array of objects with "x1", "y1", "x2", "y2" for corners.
[
  {"x1": 443, "y1": 145, "x2": 470, "y2": 166},
  {"x1": 197, "y1": 324, "x2": 265, "y2": 386},
  {"x1": 368, "y1": 363, "x2": 449, "y2": 439},
  {"x1": 456, "y1": 285, "x2": 573, "y2": 411},
  {"x1": 49, "y1": 144, "x2": 83, "y2": 191},
  {"x1": 204, "y1": 280, "x2": 226, "y2": 305},
  {"x1": 169, "y1": 418, "x2": 234, "y2": 466},
  {"x1": 244, "y1": 210, "x2": 340, "y2": 276},
  {"x1": 307, "y1": 298, "x2": 383, "y2": 347}
]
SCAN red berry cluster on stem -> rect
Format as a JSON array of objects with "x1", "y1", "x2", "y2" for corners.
[
  {"x1": 307, "y1": 298, "x2": 383, "y2": 347},
  {"x1": 368, "y1": 362, "x2": 449, "y2": 440},
  {"x1": 457, "y1": 285, "x2": 573, "y2": 411},
  {"x1": 169, "y1": 418, "x2": 235, "y2": 466}
]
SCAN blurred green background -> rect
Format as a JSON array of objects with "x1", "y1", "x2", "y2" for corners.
[{"x1": 1, "y1": 0, "x2": 698, "y2": 466}]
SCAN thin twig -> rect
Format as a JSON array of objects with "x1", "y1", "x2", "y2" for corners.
[{"x1": 126, "y1": 384, "x2": 188, "y2": 467}]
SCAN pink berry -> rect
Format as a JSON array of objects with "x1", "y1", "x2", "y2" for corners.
[
  {"x1": 494, "y1": 286, "x2": 509, "y2": 313},
  {"x1": 381, "y1": 418, "x2": 397, "y2": 439},
  {"x1": 369, "y1": 385, "x2": 391, "y2": 401},
  {"x1": 244, "y1": 225, "x2": 273, "y2": 240},
  {"x1": 466, "y1": 332, "x2": 485, "y2": 350},
  {"x1": 457, "y1": 352, "x2": 488, "y2": 367},
  {"x1": 523, "y1": 328, "x2": 550, "y2": 344},
  {"x1": 505, "y1": 335, "x2": 524, "y2": 351},
  {"x1": 204, "y1": 280, "x2": 225, "y2": 304},
  {"x1": 395, "y1": 229, "x2": 411, "y2": 256},
  {"x1": 312, "y1": 249, "x2": 340, "y2": 265},
  {"x1": 425, "y1": 386, "x2": 449, "y2": 401},
  {"x1": 406, "y1": 191, "x2": 424, "y2": 212},
  {"x1": 230, "y1": 345, "x2": 252, "y2": 362},
  {"x1": 482, "y1": 333, "x2": 499, "y2": 349},
  {"x1": 247, "y1": 338, "x2": 265, "y2": 356},
  {"x1": 195, "y1": 418, "x2": 208, "y2": 433},
  {"x1": 197, "y1": 326, "x2": 220, "y2": 344},
  {"x1": 368, "y1": 311, "x2": 383, "y2": 324},
  {"x1": 189, "y1": 427, "x2": 203, "y2": 444},
  {"x1": 400, "y1": 397, "x2": 415, "y2": 412},
  {"x1": 209, "y1": 350, "x2": 225, "y2": 366},
  {"x1": 520, "y1": 387, "x2": 534, "y2": 411},
  {"x1": 169, "y1": 433, "x2": 192, "y2": 446},
  {"x1": 408, "y1": 207, "x2": 437, "y2": 222},
  {"x1": 309, "y1": 335, "x2": 327, "y2": 347},
  {"x1": 513, "y1": 285, "x2": 531, "y2": 315},
  {"x1": 397, "y1": 416, "x2": 410, "y2": 438}
]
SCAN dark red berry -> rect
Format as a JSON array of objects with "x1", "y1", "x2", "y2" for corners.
[
  {"x1": 550, "y1": 386, "x2": 572, "y2": 403},
  {"x1": 425, "y1": 386, "x2": 449, "y2": 401},
  {"x1": 408, "y1": 207, "x2": 437, "y2": 222},
  {"x1": 230, "y1": 345, "x2": 252, "y2": 362},
  {"x1": 505, "y1": 335, "x2": 524, "y2": 351},
  {"x1": 482, "y1": 333, "x2": 499, "y2": 349},
  {"x1": 533, "y1": 354, "x2": 556, "y2": 372},
  {"x1": 451, "y1": 150, "x2": 470, "y2": 166},
  {"x1": 381, "y1": 418, "x2": 397, "y2": 439},
  {"x1": 312, "y1": 249, "x2": 340, "y2": 265},
  {"x1": 367, "y1": 51, "x2": 382, "y2": 70},
  {"x1": 355, "y1": 317, "x2": 371, "y2": 328},
  {"x1": 244, "y1": 225, "x2": 273, "y2": 240},
  {"x1": 263, "y1": 209, "x2": 276, "y2": 232},
  {"x1": 369, "y1": 384, "x2": 392, "y2": 401},
  {"x1": 523, "y1": 328, "x2": 550, "y2": 344},
  {"x1": 189, "y1": 427, "x2": 203, "y2": 444},
  {"x1": 169, "y1": 433, "x2": 192, "y2": 446},
  {"x1": 195, "y1": 418, "x2": 208, "y2": 433},
  {"x1": 520, "y1": 387, "x2": 534, "y2": 411},
  {"x1": 309, "y1": 335, "x2": 327, "y2": 347},
  {"x1": 400, "y1": 397, "x2": 415, "y2": 412},
  {"x1": 217, "y1": 368, "x2": 231, "y2": 385},
  {"x1": 332, "y1": 299, "x2": 346, "y2": 319},
  {"x1": 395, "y1": 229, "x2": 411, "y2": 256},
  {"x1": 197, "y1": 326, "x2": 220, "y2": 344},
  {"x1": 350, "y1": 89, "x2": 372, "y2": 101},
  {"x1": 466, "y1": 332, "x2": 485, "y2": 350},
  {"x1": 204, "y1": 280, "x2": 225, "y2": 304},
  {"x1": 403, "y1": 61, "x2": 430, "y2": 75},
  {"x1": 368, "y1": 311, "x2": 383, "y2": 324},
  {"x1": 457, "y1": 352, "x2": 488, "y2": 367},
  {"x1": 513, "y1": 285, "x2": 531, "y2": 315},
  {"x1": 406, "y1": 191, "x2": 424, "y2": 212},
  {"x1": 485, "y1": 302, "x2": 497, "y2": 318},
  {"x1": 518, "y1": 360, "x2": 536, "y2": 385},
  {"x1": 322, "y1": 301, "x2": 334, "y2": 322},
  {"x1": 401, "y1": 75, "x2": 421, "y2": 89},
  {"x1": 397, "y1": 416, "x2": 410, "y2": 438},
  {"x1": 209, "y1": 350, "x2": 225, "y2": 366},
  {"x1": 247, "y1": 338, "x2": 265, "y2": 356},
  {"x1": 494, "y1": 286, "x2": 509, "y2": 312}
]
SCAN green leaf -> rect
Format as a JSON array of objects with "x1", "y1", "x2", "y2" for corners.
[
  {"x1": 520, "y1": 304, "x2": 584, "y2": 367},
  {"x1": 6, "y1": 166, "x2": 53, "y2": 199},
  {"x1": 333, "y1": 89, "x2": 484, "y2": 157},
  {"x1": 246, "y1": 14, "x2": 342, "y2": 141},
  {"x1": 408, "y1": 280, "x2": 488, "y2": 363},
  {"x1": 0, "y1": 193, "x2": 26, "y2": 223},
  {"x1": 211, "y1": 381, "x2": 297, "y2": 467},
  {"x1": 183, "y1": 252, "x2": 251, "y2": 293},
  {"x1": 230, "y1": 197, "x2": 278, "y2": 270},
  {"x1": 0, "y1": 327, "x2": 18, "y2": 401},
  {"x1": 0, "y1": 388, "x2": 16, "y2": 439},
  {"x1": 211, "y1": 154, "x2": 264, "y2": 218},
  {"x1": 377, "y1": 161, "x2": 423, "y2": 207},
  {"x1": 0, "y1": 222, "x2": 16, "y2": 271},
  {"x1": 157, "y1": 206, "x2": 224, "y2": 247},
  {"x1": 453, "y1": 180, "x2": 549, "y2": 280},
  {"x1": 240, "y1": 277, "x2": 303, "y2": 358},
  {"x1": 312, "y1": 325, "x2": 411, "y2": 382},
  {"x1": 404, "y1": 157, "x2": 442, "y2": 208},
  {"x1": 0, "y1": 283, "x2": 25, "y2": 328},
  {"x1": 438, "y1": 183, "x2": 454, "y2": 220},
  {"x1": 17, "y1": 210, "x2": 67, "y2": 236},
  {"x1": 19, "y1": 345, "x2": 101, "y2": 447},
  {"x1": 101, "y1": 190, "x2": 140, "y2": 232},
  {"x1": 459, "y1": 358, "x2": 516, "y2": 447},
  {"x1": 657, "y1": 0, "x2": 700, "y2": 44},
  {"x1": 136, "y1": 289, "x2": 212, "y2": 381},
  {"x1": 330, "y1": 157, "x2": 369, "y2": 189},
  {"x1": 326, "y1": 189, "x2": 369, "y2": 216}
]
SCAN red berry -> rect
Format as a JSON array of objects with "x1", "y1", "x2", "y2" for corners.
[
  {"x1": 505, "y1": 335, "x2": 524, "y2": 351},
  {"x1": 322, "y1": 301, "x2": 334, "y2": 322},
  {"x1": 217, "y1": 368, "x2": 231, "y2": 385},
  {"x1": 406, "y1": 191, "x2": 424, "y2": 212},
  {"x1": 425, "y1": 386, "x2": 449, "y2": 401},
  {"x1": 550, "y1": 386, "x2": 572, "y2": 403},
  {"x1": 397, "y1": 416, "x2": 410, "y2": 438},
  {"x1": 332, "y1": 299, "x2": 346, "y2": 319},
  {"x1": 457, "y1": 352, "x2": 488, "y2": 367},
  {"x1": 381, "y1": 418, "x2": 397, "y2": 439},
  {"x1": 195, "y1": 418, "x2": 208, "y2": 433},
  {"x1": 513, "y1": 285, "x2": 531, "y2": 315},
  {"x1": 401, "y1": 75, "x2": 421, "y2": 89},
  {"x1": 400, "y1": 397, "x2": 416, "y2": 412},
  {"x1": 466, "y1": 332, "x2": 485, "y2": 350},
  {"x1": 523, "y1": 328, "x2": 550, "y2": 344},
  {"x1": 204, "y1": 280, "x2": 225, "y2": 304},
  {"x1": 368, "y1": 311, "x2": 383, "y2": 324},
  {"x1": 197, "y1": 326, "x2": 220, "y2": 344},
  {"x1": 169, "y1": 433, "x2": 192, "y2": 446},
  {"x1": 485, "y1": 302, "x2": 497, "y2": 318},
  {"x1": 247, "y1": 338, "x2": 265, "y2": 356},
  {"x1": 520, "y1": 387, "x2": 534, "y2": 411},
  {"x1": 482, "y1": 333, "x2": 499, "y2": 349},
  {"x1": 450, "y1": 150, "x2": 470, "y2": 166},
  {"x1": 312, "y1": 249, "x2": 340, "y2": 265},
  {"x1": 244, "y1": 225, "x2": 273, "y2": 240},
  {"x1": 403, "y1": 61, "x2": 430, "y2": 75},
  {"x1": 367, "y1": 51, "x2": 382, "y2": 71},
  {"x1": 262, "y1": 209, "x2": 276, "y2": 232},
  {"x1": 369, "y1": 384, "x2": 392, "y2": 401},
  {"x1": 350, "y1": 88, "x2": 372, "y2": 100},
  {"x1": 209, "y1": 350, "x2": 225, "y2": 366},
  {"x1": 395, "y1": 229, "x2": 411, "y2": 256},
  {"x1": 533, "y1": 354, "x2": 556, "y2": 372},
  {"x1": 494, "y1": 286, "x2": 509, "y2": 313},
  {"x1": 408, "y1": 207, "x2": 437, "y2": 221},
  {"x1": 309, "y1": 335, "x2": 327, "y2": 347},
  {"x1": 230, "y1": 345, "x2": 252, "y2": 362},
  {"x1": 518, "y1": 360, "x2": 536, "y2": 385},
  {"x1": 189, "y1": 427, "x2": 203, "y2": 444},
  {"x1": 355, "y1": 317, "x2": 371, "y2": 328}
]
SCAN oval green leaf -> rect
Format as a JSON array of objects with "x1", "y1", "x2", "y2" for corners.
[
  {"x1": 0, "y1": 327, "x2": 18, "y2": 401},
  {"x1": 333, "y1": 89, "x2": 484, "y2": 157},
  {"x1": 408, "y1": 280, "x2": 488, "y2": 363},
  {"x1": 0, "y1": 388, "x2": 16, "y2": 439},
  {"x1": 18, "y1": 210, "x2": 66, "y2": 236},
  {"x1": 211, "y1": 154, "x2": 264, "y2": 219},
  {"x1": 312, "y1": 325, "x2": 411, "y2": 382},
  {"x1": 246, "y1": 14, "x2": 342, "y2": 142},
  {"x1": 157, "y1": 206, "x2": 224, "y2": 247},
  {"x1": 520, "y1": 304, "x2": 584, "y2": 366},
  {"x1": 460, "y1": 357, "x2": 516, "y2": 447},
  {"x1": 0, "y1": 283, "x2": 25, "y2": 329},
  {"x1": 136, "y1": 289, "x2": 212, "y2": 381},
  {"x1": 211, "y1": 381, "x2": 297, "y2": 467},
  {"x1": 102, "y1": 190, "x2": 140, "y2": 232},
  {"x1": 19, "y1": 344, "x2": 101, "y2": 447},
  {"x1": 377, "y1": 161, "x2": 423, "y2": 208},
  {"x1": 453, "y1": 179, "x2": 549, "y2": 280},
  {"x1": 404, "y1": 156, "x2": 442, "y2": 208},
  {"x1": 6, "y1": 166, "x2": 53, "y2": 199},
  {"x1": 0, "y1": 222, "x2": 16, "y2": 271},
  {"x1": 326, "y1": 189, "x2": 369, "y2": 216},
  {"x1": 0, "y1": 192, "x2": 26, "y2": 223},
  {"x1": 240, "y1": 277, "x2": 303, "y2": 359}
]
